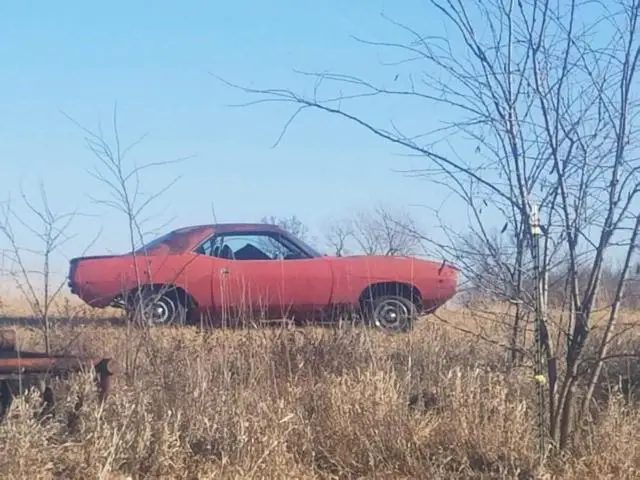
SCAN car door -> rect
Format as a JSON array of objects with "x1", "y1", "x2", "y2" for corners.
[{"x1": 209, "y1": 232, "x2": 333, "y2": 319}]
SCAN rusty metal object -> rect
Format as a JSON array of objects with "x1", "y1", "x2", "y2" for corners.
[
  {"x1": 0, "y1": 329, "x2": 16, "y2": 350},
  {"x1": 0, "y1": 328, "x2": 117, "y2": 419}
]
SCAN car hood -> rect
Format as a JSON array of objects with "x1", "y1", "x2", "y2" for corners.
[{"x1": 325, "y1": 254, "x2": 456, "y2": 280}]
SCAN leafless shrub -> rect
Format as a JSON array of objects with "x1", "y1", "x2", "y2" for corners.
[{"x1": 0, "y1": 184, "x2": 86, "y2": 353}]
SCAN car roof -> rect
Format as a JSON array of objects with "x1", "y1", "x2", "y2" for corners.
[
  {"x1": 212, "y1": 223, "x2": 286, "y2": 233},
  {"x1": 173, "y1": 223, "x2": 285, "y2": 235}
]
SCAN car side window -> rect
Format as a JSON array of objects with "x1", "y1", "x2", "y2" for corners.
[
  {"x1": 194, "y1": 236, "x2": 220, "y2": 256},
  {"x1": 196, "y1": 233, "x2": 306, "y2": 260}
]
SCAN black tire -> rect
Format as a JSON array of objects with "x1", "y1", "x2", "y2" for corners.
[
  {"x1": 128, "y1": 288, "x2": 188, "y2": 326},
  {"x1": 363, "y1": 294, "x2": 417, "y2": 333}
]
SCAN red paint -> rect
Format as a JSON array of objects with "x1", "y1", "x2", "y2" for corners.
[{"x1": 68, "y1": 223, "x2": 458, "y2": 322}]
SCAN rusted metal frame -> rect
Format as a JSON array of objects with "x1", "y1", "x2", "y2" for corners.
[{"x1": 0, "y1": 329, "x2": 116, "y2": 419}]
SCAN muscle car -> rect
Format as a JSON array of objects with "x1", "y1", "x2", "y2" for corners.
[{"x1": 67, "y1": 223, "x2": 458, "y2": 332}]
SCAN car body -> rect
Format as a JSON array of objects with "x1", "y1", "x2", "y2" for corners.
[{"x1": 67, "y1": 223, "x2": 458, "y2": 331}]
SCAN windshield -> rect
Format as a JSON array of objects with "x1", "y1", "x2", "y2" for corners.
[{"x1": 295, "y1": 236, "x2": 324, "y2": 257}]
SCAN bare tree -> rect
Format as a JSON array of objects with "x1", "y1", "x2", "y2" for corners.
[
  {"x1": 352, "y1": 206, "x2": 421, "y2": 255},
  {"x1": 0, "y1": 184, "x2": 79, "y2": 354},
  {"x1": 325, "y1": 219, "x2": 352, "y2": 256},
  {"x1": 65, "y1": 105, "x2": 190, "y2": 378},
  {"x1": 260, "y1": 214, "x2": 309, "y2": 241},
  {"x1": 218, "y1": 0, "x2": 640, "y2": 453},
  {"x1": 325, "y1": 205, "x2": 421, "y2": 256},
  {"x1": 64, "y1": 108, "x2": 185, "y2": 258}
]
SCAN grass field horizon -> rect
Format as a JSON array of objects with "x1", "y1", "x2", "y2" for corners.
[{"x1": 0, "y1": 290, "x2": 639, "y2": 478}]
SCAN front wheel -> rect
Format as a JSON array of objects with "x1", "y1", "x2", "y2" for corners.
[{"x1": 364, "y1": 295, "x2": 417, "y2": 333}]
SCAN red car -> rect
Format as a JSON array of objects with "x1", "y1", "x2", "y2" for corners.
[{"x1": 68, "y1": 223, "x2": 457, "y2": 332}]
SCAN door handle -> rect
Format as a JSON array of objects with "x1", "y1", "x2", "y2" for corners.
[{"x1": 220, "y1": 267, "x2": 229, "y2": 274}]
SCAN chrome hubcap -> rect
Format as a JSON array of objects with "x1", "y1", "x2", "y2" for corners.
[
  {"x1": 144, "y1": 297, "x2": 175, "y2": 324},
  {"x1": 152, "y1": 303, "x2": 168, "y2": 322},
  {"x1": 374, "y1": 299, "x2": 409, "y2": 330}
]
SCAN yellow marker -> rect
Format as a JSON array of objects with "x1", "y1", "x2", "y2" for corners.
[{"x1": 534, "y1": 374, "x2": 546, "y2": 384}]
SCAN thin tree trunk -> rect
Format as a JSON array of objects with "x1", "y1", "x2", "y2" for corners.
[{"x1": 43, "y1": 252, "x2": 51, "y2": 355}]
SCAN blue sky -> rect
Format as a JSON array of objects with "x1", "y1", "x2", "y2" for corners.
[
  {"x1": 3, "y1": 0, "x2": 625, "y2": 287},
  {"x1": 1, "y1": 0, "x2": 471, "y2": 277}
]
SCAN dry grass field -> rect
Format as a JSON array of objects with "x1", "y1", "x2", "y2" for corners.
[{"x1": 0, "y1": 295, "x2": 639, "y2": 479}]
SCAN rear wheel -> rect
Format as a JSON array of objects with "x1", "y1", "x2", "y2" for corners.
[
  {"x1": 127, "y1": 289, "x2": 188, "y2": 326},
  {"x1": 364, "y1": 294, "x2": 417, "y2": 333}
]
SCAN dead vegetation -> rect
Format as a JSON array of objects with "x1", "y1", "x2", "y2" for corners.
[
  {"x1": 0, "y1": 0, "x2": 639, "y2": 476},
  {"x1": 0, "y1": 305, "x2": 638, "y2": 479}
]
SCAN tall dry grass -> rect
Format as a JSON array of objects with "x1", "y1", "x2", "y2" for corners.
[{"x1": 0, "y1": 305, "x2": 639, "y2": 479}]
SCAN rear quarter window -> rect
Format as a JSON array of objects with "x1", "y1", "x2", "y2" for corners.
[{"x1": 164, "y1": 234, "x2": 194, "y2": 252}]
